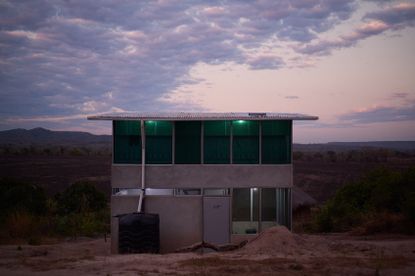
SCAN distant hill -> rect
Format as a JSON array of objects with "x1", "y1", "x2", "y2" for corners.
[
  {"x1": 0, "y1": 128, "x2": 111, "y2": 146},
  {"x1": 294, "y1": 141, "x2": 415, "y2": 152}
]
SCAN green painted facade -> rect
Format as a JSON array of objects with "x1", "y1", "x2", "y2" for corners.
[{"x1": 113, "y1": 120, "x2": 292, "y2": 165}]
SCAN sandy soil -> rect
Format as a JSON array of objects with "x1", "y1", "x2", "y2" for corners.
[{"x1": 0, "y1": 227, "x2": 414, "y2": 276}]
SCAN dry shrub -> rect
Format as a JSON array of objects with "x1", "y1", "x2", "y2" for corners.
[
  {"x1": 3, "y1": 211, "x2": 44, "y2": 244},
  {"x1": 352, "y1": 212, "x2": 414, "y2": 235},
  {"x1": 6, "y1": 211, "x2": 35, "y2": 238}
]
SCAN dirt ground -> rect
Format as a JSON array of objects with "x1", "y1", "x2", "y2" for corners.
[{"x1": 0, "y1": 227, "x2": 414, "y2": 276}]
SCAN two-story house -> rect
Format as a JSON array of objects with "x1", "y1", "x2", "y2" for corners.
[{"x1": 88, "y1": 112, "x2": 318, "y2": 253}]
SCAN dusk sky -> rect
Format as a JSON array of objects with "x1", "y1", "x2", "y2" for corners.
[{"x1": 1, "y1": 0, "x2": 414, "y2": 143}]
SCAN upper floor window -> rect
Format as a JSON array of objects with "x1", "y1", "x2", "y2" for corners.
[{"x1": 113, "y1": 121, "x2": 141, "y2": 164}]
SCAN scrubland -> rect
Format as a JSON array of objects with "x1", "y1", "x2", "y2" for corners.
[{"x1": 0, "y1": 147, "x2": 414, "y2": 275}]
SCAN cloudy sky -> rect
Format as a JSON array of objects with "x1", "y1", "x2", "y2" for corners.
[{"x1": 1, "y1": 0, "x2": 414, "y2": 142}]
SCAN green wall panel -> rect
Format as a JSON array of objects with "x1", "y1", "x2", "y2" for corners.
[
  {"x1": 261, "y1": 121, "x2": 291, "y2": 164},
  {"x1": 145, "y1": 121, "x2": 172, "y2": 135},
  {"x1": 204, "y1": 137, "x2": 230, "y2": 164},
  {"x1": 113, "y1": 120, "x2": 141, "y2": 164},
  {"x1": 145, "y1": 137, "x2": 172, "y2": 164},
  {"x1": 112, "y1": 119, "x2": 292, "y2": 165},
  {"x1": 232, "y1": 120, "x2": 259, "y2": 136},
  {"x1": 175, "y1": 121, "x2": 201, "y2": 164},
  {"x1": 145, "y1": 121, "x2": 172, "y2": 164},
  {"x1": 204, "y1": 121, "x2": 231, "y2": 136},
  {"x1": 261, "y1": 120, "x2": 291, "y2": 135},
  {"x1": 204, "y1": 121, "x2": 230, "y2": 164},
  {"x1": 114, "y1": 120, "x2": 140, "y2": 135},
  {"x1": 233, "y1": 121, "x2": 259, "y2": 164}
]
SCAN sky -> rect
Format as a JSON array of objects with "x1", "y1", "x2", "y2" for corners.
[{"x1": 0, "y1": 0, "x2": 414, "y2": 143}]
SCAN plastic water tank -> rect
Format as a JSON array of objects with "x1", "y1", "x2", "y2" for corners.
[{"x1": 118, "y1": 212, "x2": 160, "y2": 254}]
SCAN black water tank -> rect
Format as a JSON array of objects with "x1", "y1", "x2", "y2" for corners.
[{"x1": 118, "y1": 213, "x2": 160, "y2": 254}]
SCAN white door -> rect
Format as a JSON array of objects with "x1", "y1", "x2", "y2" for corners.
[{"x1": 203, "y1": 197, "x2": 230, "y2": 245}]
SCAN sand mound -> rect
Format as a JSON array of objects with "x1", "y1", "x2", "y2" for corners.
[{"x1": 240, "y1": 226, "x2": 302, "y2": 255}]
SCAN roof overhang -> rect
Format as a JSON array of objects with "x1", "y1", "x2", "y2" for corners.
[{"x1": 87, "y1": 112, "x2": 318, "y2": 121}]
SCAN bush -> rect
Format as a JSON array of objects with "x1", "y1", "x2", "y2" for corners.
[
  {"x1": 0, "y1": 179, "x2": 109, "y2": 243},
  {"x1": 55, "y1": 181, "x2": 107, "y2": 215},
  {"x1": 53, "y1": 181, "x2": 109, "y2": 238},
  {"x1": 0, "y1": 178, "x2": 47, "y2": 221},
  {"x1": 313, "y1": 167, "x2": 415, "y2": 233},
  {"x1": 54, "y1": 210, "x2": 109, "y2": 238}
]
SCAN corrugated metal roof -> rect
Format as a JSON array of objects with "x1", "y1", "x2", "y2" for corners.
[{"x1": 88, "y1": 112, "x2": 318, "y2": 121}]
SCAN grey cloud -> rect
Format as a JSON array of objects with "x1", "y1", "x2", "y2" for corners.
[
  {"x1": 296, "y1": 20, "x2": 388, "y2": 55},
  {"x1": 338, "y1": 104, "x2": 415, "y2": 124},
  {"x1": 365, "y1": 3, "x2": 415, "y2": 27},
  {"x1": 1, "y1": 0, "x2": 357, "y2": 131},
  {"x1": 297, "y1": 3, "x2": 415, "y2": 56},
  {"x1": 0, "y1": 0, "x2": 55, "y2": 30},
  {"x1": 236, "y1": 0, "x2": 355, "y2": 42},
  {"x1": 248, "y1": 56, "x2": 285, "y2": 70}
]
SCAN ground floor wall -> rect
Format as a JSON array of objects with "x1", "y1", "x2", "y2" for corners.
[
  {"x1": 111, "y1": 196, "x2": 202, "y2": 253},
  {"x1": 111, "y1": 187, "x2": 292, "y2": 254},
  {"x1": 145, "y1": 197, "x2": 202, "y2": 253}
]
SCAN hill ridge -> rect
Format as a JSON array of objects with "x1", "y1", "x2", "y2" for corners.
[{"x1": 0, "y1": 128, "x2": 111, "y2": 146}]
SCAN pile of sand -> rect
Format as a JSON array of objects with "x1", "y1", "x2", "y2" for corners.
[{"x1": 240, "y1": 226, "x2": 304, "y2": 256}]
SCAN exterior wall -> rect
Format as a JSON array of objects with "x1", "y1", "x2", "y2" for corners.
[
  {"x1": 145, "y1": 196, "x2": 202, "y2": 253},
  {"x1": 110, "y1": 195, "x2": 203, "y2": 253},
  {"x1": 112, "y1": 164, "x2": 292, "y2": 189},
  {"x1": 111, "y1": 195, "x2": 140, "y2": 216},
  {"x1": 110, "y1": 119, "x2": 294, "y2": 253}
]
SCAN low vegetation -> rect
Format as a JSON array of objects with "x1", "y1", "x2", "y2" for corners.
[
  {"x1": 293, "y1": 148, "x2": 415, "y2": 163},
  {"x1": 1, "y1": 145, "x2": 414, "y2": 244},
  {"x1": 0, "y1": 144, "x2": 111, "y2": 156},
  {"x1": 312, "y1": 166, "x2": 415, "y2": 234},
  {"x1": 0, "y1": 179, "x2": 109, "y2": 244}
]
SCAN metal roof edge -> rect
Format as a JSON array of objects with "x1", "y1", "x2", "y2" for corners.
[{"x1": 87, "y1": 112, "x2": 318, "y2": 121}]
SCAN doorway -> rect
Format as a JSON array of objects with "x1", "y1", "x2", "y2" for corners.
[{"x1": 203, "y1": 196, "x2": 230, "y2": 245}]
